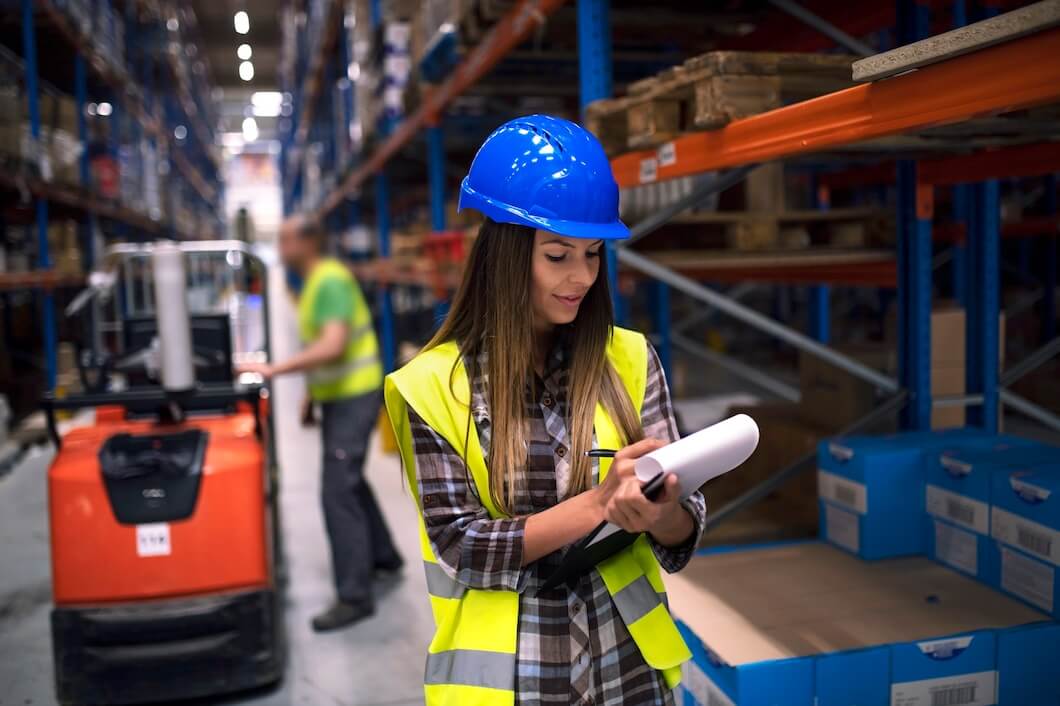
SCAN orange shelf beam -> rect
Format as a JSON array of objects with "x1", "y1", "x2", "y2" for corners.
[
  {"x1": 611, "y1": 27, "x2": 1060, "y2": 189},
  {"x1": 315, "y1": 0, "x2": 568, "y2": 220}
]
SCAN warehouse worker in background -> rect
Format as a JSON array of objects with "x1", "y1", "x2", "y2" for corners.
[
  {"x1": 238, "y1": 215, "x2": 403, "y2": 631},
  {"x1": 384, "y1": 115, "x2": 705, "y2": 705}
]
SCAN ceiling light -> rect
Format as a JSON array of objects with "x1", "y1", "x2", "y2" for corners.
[
  {"x1": 166, "y1": 17, "x2": 179, "y2": 31},
  {"x1": 347, "y1": 62, "x2": 360, "y2": 81},
  {"x1": 242, "y1": 116, "x2": 259, "y2": 142},
  {"x1": 239, "y1": 61, "x2": 254, "y2": 81},
  {"x1": 97, "y1": 102, "x2": 113, "y2": 117},
  {"x1": 251, "y1": 91, "x2": 283, "y2": 117},
  {"x1": 221, "y1": 132, "x2": 245, "y2": 149},
  {"x1": 234, "y1": 11, "x2": 250, "y2": 34},
  {"x1": 237, "y1": 43, "x2": 252, "y2": 60},
  {"x1": 174, "y1": 125, "x2": 187, "y2": 140}
]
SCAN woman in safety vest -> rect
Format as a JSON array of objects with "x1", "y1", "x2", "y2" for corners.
[{"x1": 385, "y1": 115, "x2": 705, "y2": 706}]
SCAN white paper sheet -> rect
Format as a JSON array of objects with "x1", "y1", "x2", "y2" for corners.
[{"x1": 635, "y1": 414, "x2": 760, "y2": 500}]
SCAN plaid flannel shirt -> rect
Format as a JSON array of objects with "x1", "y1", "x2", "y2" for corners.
[{"x1": 409, "y1": 334, "x2": 706, "y2": 706}]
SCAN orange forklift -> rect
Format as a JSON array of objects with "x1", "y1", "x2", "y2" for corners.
[{"x1": 42, "y1": 241, "x2": 284, "y2": 705}]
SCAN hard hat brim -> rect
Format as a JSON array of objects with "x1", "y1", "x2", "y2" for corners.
[{"x1": 459, "y1": 178, "x2": 630, "y2": 241}]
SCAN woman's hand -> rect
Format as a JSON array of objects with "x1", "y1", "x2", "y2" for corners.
[{"x1": 592, "y1": 438, "x2": 692, "y2": 545}]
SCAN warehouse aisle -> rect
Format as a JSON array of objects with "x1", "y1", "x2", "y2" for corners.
[
  {"x1": 227, "y1": 264, "x2": 432, "y2": 706},
  {"x1": 0, "y1": 266, "x2": 433, "y2": 706}
]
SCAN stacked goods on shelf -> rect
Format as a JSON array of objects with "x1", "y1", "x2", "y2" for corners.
[
  {"x1": 47, "y1": 220, "x2": 82, "y2": 277},
  {"x1": 304, "y1": 143, "x2": 325, "y2": 211},
  {"x1": 800, "y1": 305, "x2": 1005, "y2": 431},
  {"x1": 91, "y1": 0, "x2": 126, "y2": 75},
  {"x1": 989, "y1": 463, "x2": 1060, "y2": 618},
  {"x1": 0, "y1": 78, "x2": 83, "y2": 185},
  {"x1": 381, "y1": 22, "x2": 412, "y2": 124},
  {"x1": 671, "y1": 542, "x2": 1060, "y2": 706},
  {"x1": 923, "y1": 439, "x2": 1054, "y2": 585},
  {"x1": 52, "y1": 0, "x2": 93, "y2": 37},
  {"x1": 585, "y1": 51, "x2": 855, "y2": 155},
  {"x1": 703, "y1": 401, "x2": 836, "y2": 547}
]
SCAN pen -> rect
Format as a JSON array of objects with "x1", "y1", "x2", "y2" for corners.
[{"x1": 584, "y1": 449, "x2": 617, "y2": 458}]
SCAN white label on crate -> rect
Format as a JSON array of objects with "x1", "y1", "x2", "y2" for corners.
[
  {"x1": 640, "y1": 158, "x2": 658, "y2": 183},
  {"x1": 657, "y1": 142, "x2": 677, "y2": 166},
  {"x1": 891, "y1": 670, "x2": 996, "y2": 706},
  {"x1": 818, "y1": 470, "x2": 868, "y2": 513},
  {"x1": 682, "y1": 660, "x2": 735, "y2": 706},
  {"x1": 1001, "y1": 546, "x2": 1054, "y2": 613},
  {"x1": 136, "y1": 523, "x2": 171, "y2": 557},
  {"x1": 934, "y1": 520, "x2": 978, "y2": 576},
  {"x1": 991, "y1": 507, "x2": 1060, "y2": 566},
  {"x1": 825, "y1": 502, "x2": 861, "y2": 553},
  {"x1": 926, "y1": 485, "x2": 989, "y2": 535}
]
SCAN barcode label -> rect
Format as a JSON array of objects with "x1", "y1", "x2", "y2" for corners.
[
  {"x1": 925, "y1": 486, "x2": 988, "y2": 534},
  {"x1": 657, "y1": 142, "x2": 676, "y2": 166},
  {"x1": 818, "y1": 470, "x2": 868, "y2": 513},
  {"x1": 891, "y1": 670, "x2": 996, "y2": 706},
  {"x1": 825, "y1": 502, "x2": 861, "y2": 554},
  {"x1": 946, "y1": 498, "x2": 975, "y2": 527},
  {"x1": 836, "y1": 485, "x2": 858, "y2": 507},
  {"x1": 934, "y1": 520, "x2": 978, "y2": 576},
  {"x1": 1017, "y1": 526, "x2": 1053, "y2": 558},
  {"x1": 992, "y1": 507, "x2": 1060, "y2": 566},
  {"x1": 931, "y1": 685, "x2": 977, "y2": 706},
  {"x1": 640, "y1": 158, "x2": 658, "y2": 183},
  {"x1": 1001, "y1": 546, "x2": 1054, "y2": 613}
]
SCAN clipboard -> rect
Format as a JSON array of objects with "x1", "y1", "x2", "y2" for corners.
[{"x1": 536, "y1": 472, "x2": 666, "y2": 595}]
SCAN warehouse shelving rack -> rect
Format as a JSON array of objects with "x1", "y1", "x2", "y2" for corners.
[
  {"x1": 282, "y1": 0, "x2": 1060, "y2": 479},
  {"x1": 1, "y1": 0, "x2": 225, "y2": 390}
]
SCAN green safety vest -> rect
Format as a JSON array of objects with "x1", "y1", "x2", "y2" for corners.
[
  {"x1": 384, "y1": 326, "x2": 690, "y2": 706},
  {"x1": 298, "y1": 258, "x2": 383, "y2": 401}
]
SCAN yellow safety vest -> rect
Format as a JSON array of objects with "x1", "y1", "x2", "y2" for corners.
[
  {"x1": 298, "y1": 258, "x2": 383, "y2": 401},
  {"x1": 384, "y1": 326, "x2": 690, "y2": 706}
]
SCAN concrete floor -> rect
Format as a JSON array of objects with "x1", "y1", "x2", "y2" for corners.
[{"x1": 0, "y1": 270, "x2": 433, "y2": 706}]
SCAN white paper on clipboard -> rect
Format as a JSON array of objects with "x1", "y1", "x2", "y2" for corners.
[{"x1": 587, "y1": 415, "x2": 760, "y2": 546}]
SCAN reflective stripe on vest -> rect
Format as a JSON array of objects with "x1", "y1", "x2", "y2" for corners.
[
  {"x1": 424, "y1": 561, "x2": 467, "y2": 600},
  {"x1": 425, "y1": 650, "x2": 517, "y2": 690},
  {"x1": 384, "y1": 326, "x2": 690, "y2": 705}
]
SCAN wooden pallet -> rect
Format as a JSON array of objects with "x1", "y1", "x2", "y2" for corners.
[{"x1": 586, "y1": 51, "x2": 856, "y2": 155}]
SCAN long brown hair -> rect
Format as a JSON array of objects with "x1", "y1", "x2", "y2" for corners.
[{"x1": 426, "y1": 219, "x2": 644, "y2": 515}]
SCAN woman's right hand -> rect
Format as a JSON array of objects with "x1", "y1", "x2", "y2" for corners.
[{"x1": 592, "y1": 438, "x2": 667, "y2": 529}]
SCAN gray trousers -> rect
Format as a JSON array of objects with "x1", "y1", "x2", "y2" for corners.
[{"x1": 320, "y1": 391, "x2": 401, "y2": 604}]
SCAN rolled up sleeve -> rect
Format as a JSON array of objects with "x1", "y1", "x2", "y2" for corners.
[
  {"x1": 640, "y1": 343, "x2": 707, "y2": 573},
  {"x1": 408, "y1": 408, "x2": 529, "y2": 592}
]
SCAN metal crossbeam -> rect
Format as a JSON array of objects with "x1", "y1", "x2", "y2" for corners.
[{"x1": 671, "y1": 332, "x2": 801, "y2": 402}]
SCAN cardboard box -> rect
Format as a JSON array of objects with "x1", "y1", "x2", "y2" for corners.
[
  {"x1": 996, "y1": 621, "x2": 1060, "y2": 705},
  {"x1": 989, "y1": 463, "x2": 1060, "y2": 616},
  {"x1": 924, "y1": 439, "x2": 1054, "y2": 579},
  {"x1": 817, "y1": 428, "x2": 986, "y2": 560},
  {"x1": 668, "y1": 542, "x2": 1049, "y2": 706},
  {"x1": 798, "y1": 345, "x2": 896, "y2": 429}
]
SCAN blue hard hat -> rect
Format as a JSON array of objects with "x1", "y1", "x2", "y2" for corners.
[{"x1": 458, "y1": 114, "x2": 629, "y2": 240}]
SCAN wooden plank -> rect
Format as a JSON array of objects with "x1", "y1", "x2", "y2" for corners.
[
  {"x1": 641, "y1": 249, "x2": 894, "y2": 269},
  {"x1": 667, "y1": 207, "x2": 889, "y2": 224},
  {"x1": 853, "y1": 0, "x2": 1060, "y2": 81}
]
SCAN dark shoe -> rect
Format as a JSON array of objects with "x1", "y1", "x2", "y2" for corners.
[
  {"x1": 311, "y1": 601, "x2": 375, "y2": 632},
  {"x1": 374, "y1": 555, "x2": 405, "y2": 575}
]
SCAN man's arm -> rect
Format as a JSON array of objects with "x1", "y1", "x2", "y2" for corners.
[{"x1": 238, "y1": 320, "x2": 347, "y2": 378}]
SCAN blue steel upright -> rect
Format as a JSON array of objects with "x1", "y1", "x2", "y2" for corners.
[
  {"x1": 808, "y1": 172, "x2": 830, "y2": 343},
  {"x1": 375, "y1": 172, "x2": 396, "y2": 373},
  {"x1": 1044, "y1": 175, "x2": 1057, "y2": 343},
  {"x1": 428, "y1": 123, "x2": 451, "y2": 325},
  {"x1": 577, "y1": 0, "x2": 624, "y2": 323},
  {"x1": 22, "y1": 0, "x2": 56, "y2": 391},
  {"x1": 967, "y1": 180, "x2": 1000, "y2": 431},
  {"x1": 896, "y1": 161, "x2": 933, "y2": 430}
]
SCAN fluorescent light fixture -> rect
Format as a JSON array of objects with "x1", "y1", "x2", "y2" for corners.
[
  {"x1": 97, "y1": 102, "x2": 113, "y2": 117},
  {"x1": 237, "y1": 43, "x2": 252, "y2": 60},
  {"x1": 242, "y1": 116, "x2": 259, "y2": 142},
  {"x1": 251, "y1": 91, "x2": 283, "y2": 117},
  {"x1": 239, "y1": 61, "x2": 254, "y2": 81},
  {"x1": 174, "y1": 125, "x2": 188, "y2": 140},
  {"x1": 220, "y1": 132, "x2": 245, "y2": 149},
  {"x1": 234, "y1": 10, "x2": 250, "y2": 34}
]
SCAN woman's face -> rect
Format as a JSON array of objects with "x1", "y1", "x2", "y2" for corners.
[{"x1": 530, "y1": 230, "x2": 603, "y2": 327}]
